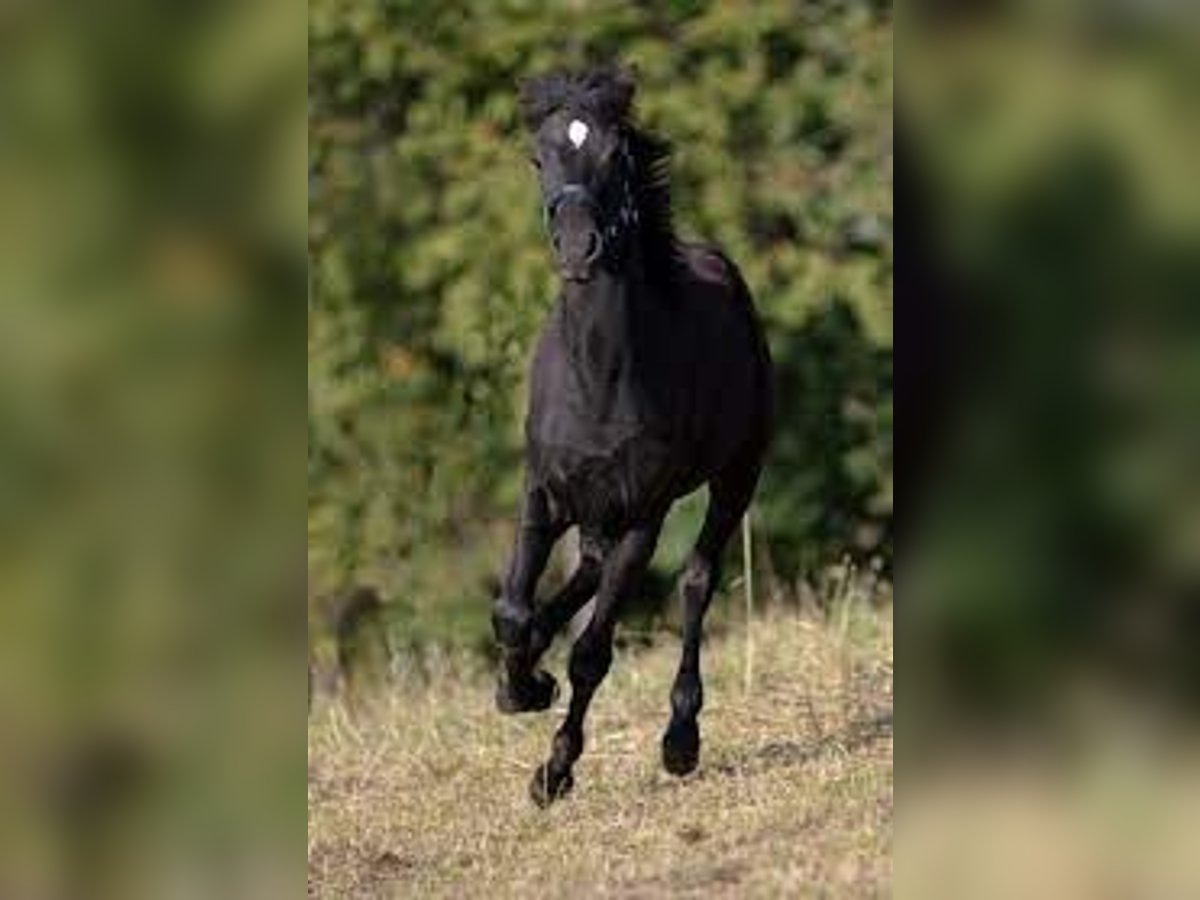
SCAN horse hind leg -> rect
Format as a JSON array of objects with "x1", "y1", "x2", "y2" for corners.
[{"x1": 662, "y1": 460, "x2": 761, "y2": 775}]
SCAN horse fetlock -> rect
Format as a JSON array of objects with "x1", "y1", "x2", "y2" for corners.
[
  {"x1": 529, "y1": 762, "x2": 575, "y2": 808},
  {"x1": 491, "y1": 598, "x2": 532, "y2": 648},
  {"x1": 551, "y1": 727, "x2": 583, "y2": 768},
  {"x1": 526, "y1": 620, "x2": 554, "y2": 662}
]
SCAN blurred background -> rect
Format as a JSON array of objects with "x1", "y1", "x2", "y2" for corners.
[
  {"x1": 0, "y1": 0, "x2": 304, "y2": 896},
  {"x1": 24, "y1": 0, "x2": 1200, "y2": 893},
  {"x1": 901, "y1": 0, "x2": 1198, "y2": 728},
  {"x1": 307, "y1": 0, "x2": 894, "y2": 663},
  {"x1": 900, "y1": 2, "x2": 1200, "y2": 896}
]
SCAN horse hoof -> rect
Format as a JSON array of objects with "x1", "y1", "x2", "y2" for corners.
[
  {"x1": 495, "y1": 669, "x2": 559, "y2": 715},
  {"x1": 662, "y1": 721, "x2": 701, "y2": 776},
  {"x1": 529, "y1": 764, "x2": 574, "y2": 808}
]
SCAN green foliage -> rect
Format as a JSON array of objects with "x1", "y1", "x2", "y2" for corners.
[{"x1": 309, "y1": 0, "x2": 893, "y2": 643}]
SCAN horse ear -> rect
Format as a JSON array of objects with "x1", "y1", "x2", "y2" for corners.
[
  {"x1": 517, "y1": 71, "x2": 566, "y2": 130},
  {"x1": 587, "y1": 64, "x2": 637, "y2": 123}
]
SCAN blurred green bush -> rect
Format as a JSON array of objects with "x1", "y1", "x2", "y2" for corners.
[
  {"x1": 308, "y1": 0, "x2": 893, "y2": 645},
  {"x1": 901, "y1": 8, "x2": 1200, "y2": 722},
  {"x1": 0, "y1": 1, "x2": 305, "y2": 895}
]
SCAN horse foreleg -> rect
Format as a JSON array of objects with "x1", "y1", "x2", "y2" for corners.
[
  {"x1": 530, "y1": 518, "x2": 662, "y2": 807},
  {"x1": 492, "y1": 486, "x2": 564, "y2": 713}
]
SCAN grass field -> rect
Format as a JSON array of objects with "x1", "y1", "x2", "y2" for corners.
[{"x1": 308, "y1": 599, "x2": 892, "y2": 898}]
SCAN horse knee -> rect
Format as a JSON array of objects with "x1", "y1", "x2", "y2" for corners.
[{"x1": 679, "y1": 553, "x2": 717, "y2": 600}]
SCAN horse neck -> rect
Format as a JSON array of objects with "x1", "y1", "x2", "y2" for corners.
[{"x1": 557, "y1": 261, "x2": 650, "y2": 414}]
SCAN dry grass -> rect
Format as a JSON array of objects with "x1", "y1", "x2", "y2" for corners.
[{"x1": 308, "y1": 601, "x2": 892, "y2": 898}]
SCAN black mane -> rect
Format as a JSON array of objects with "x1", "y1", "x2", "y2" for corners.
[{"x1": 625, "y1": 126, "x2": 680, "y2": 279}]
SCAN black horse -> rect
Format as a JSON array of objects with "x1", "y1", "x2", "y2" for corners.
[{"x1": 492, "y1": 66, "x2": 773, "y2": 806}]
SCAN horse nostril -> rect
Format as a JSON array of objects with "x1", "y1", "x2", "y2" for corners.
[{"x1": 584, "y1": 232, "x2": 601, "y2": 262}]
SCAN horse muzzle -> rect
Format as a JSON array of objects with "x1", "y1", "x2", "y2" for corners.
[{"x1": 547, "y1": 185, "x2": 603, "y2": 281}]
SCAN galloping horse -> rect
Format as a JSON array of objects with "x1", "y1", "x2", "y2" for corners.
[{"x1": 492, "y1": 65, "x2": 773, "y2": 806}]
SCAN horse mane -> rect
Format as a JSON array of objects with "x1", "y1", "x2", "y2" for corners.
[
  {"x1": 518, "y1": 64, "x2": 636, "y2": 130},
  {"x1": 519, "y1": 65, "x2": 685, "y2": 283},
  {"x1": 625, "y1": 124, "x2": 683, "y2": 282}
]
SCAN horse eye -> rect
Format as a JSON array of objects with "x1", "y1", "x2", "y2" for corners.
[{"x1": 529, "y1": 155, "x2": 542, "y2": 170}]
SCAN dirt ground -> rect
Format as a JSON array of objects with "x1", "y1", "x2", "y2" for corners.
[{"x1": 308, "y1": 602, "x2": 892, "y2": 898}]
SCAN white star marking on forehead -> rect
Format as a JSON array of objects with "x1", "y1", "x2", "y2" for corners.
[{"x1": 567, "y1": 119, "x2": 589, "y2": 149}]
